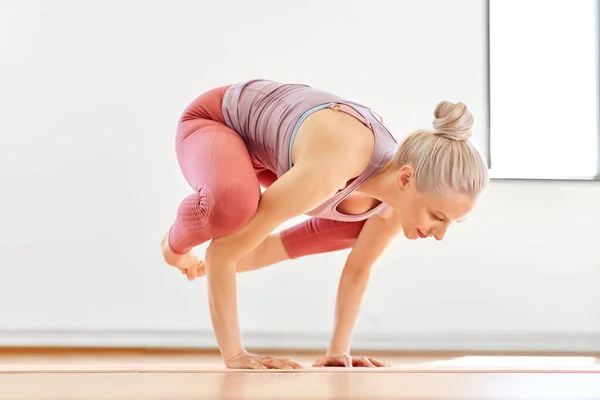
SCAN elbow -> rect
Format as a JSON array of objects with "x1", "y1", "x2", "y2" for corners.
[{"x1": 205, "y1": 240, "x2": 240, "y2": 267}]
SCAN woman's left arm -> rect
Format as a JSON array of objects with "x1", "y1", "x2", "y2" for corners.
[{"x1": 325, "y1": 211, "x2": 403, "y2": 359}]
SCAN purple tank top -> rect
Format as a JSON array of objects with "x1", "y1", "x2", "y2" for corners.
[{"x1": 221, "y1": 79, "x2": 398, "y2": 222}]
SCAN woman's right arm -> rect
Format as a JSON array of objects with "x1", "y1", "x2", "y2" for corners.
[{"x1": 205, "y1": 152, "x2": 362, "y2": 367}]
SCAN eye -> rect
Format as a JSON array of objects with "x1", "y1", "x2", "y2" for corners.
[{"x1": 430, "y1": 213, "x2": 445, "y2": 222}]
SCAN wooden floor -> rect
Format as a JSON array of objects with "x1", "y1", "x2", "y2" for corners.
[{"x1": 1, "y1": 348, "x2": 599, "y2": 399}]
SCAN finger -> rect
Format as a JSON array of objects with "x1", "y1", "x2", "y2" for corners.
[
  {"x1": 358, "y1": 357, "x2": 376, "y2": 368},
  {"x1": 227, "y1": 359, "x2": 263, "y2": 369},
  {"x1": 344, "y1": 356, "x2": 353, "y2": 368},
  {"x1": 312, "y1": 358, "x2": 326, "y2": 367},
  {"x1": 259, "y1": 356, "x2": 302, "y2": 369},
  {"x1": 249, "y1": 359, "x2": 268, "y2": 370},
  {"x1": 314, "y1": 357, "x2": 342, "y2": 367},
  {"x1": 368, "y1": 357, "x2": 389, "y2": 367},
  {"x1": 261, "y1": 359, "x2": 293, "y2": 370}
]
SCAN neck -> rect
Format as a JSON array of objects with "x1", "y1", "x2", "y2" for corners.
[{"x1": 358, "y1": 164, "x2": 397, "y2": 204}]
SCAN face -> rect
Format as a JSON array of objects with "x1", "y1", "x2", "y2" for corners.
[{"x1": 392, "y1": 166, "x2": 476, "y2": 241}]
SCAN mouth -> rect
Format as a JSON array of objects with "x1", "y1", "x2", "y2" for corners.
[{"x1": 417, "y1": 229, "x2": 428, "y2": 239}]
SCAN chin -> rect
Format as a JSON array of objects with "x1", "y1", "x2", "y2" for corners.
[{"x1": 404, "y1": 229, "x2": 419, "y2": 240}]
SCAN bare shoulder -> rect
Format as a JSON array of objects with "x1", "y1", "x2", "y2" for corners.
[
  {"x1": 378, "y1": 206, "x2": 398, "y2": 220},
  {"x1": 291, "y1": 108, "x2": 375, "y2": 182},
  {"x1": 374, "y1": 207, "x2": 403, "y2": 229}
]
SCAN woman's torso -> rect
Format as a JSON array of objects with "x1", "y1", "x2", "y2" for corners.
[{"x1": 221, "y1": 79, "x2": 398, "y2": 222}]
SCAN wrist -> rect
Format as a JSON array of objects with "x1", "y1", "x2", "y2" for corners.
[
  {"x1": 224, "y1": 348, "x2": 249, "y2": 365},
  {"x1": 328, "y1": 332, "x2": 352, "y2": 356},
  {"x1": 327, "y1": 347, "x2": 350, "y2": 356}
]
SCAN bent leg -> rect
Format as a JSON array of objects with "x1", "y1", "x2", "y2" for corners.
[
  {"x1": 168, "y1": 118, "x2": 261, "y2": 255},
  {"x1": 235, "y1": 218, "x2": 366, "y2": 272},
  {"x1": 280, "y1": 218, "x2": 366, "y2": 259},
  {"x1": 250, "y1": 167, "x2": 366, "y2": 260}
]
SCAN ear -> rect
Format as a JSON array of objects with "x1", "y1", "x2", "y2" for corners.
[{"x1": 395, "y1": 165, "x2": 414, "y2": 191}]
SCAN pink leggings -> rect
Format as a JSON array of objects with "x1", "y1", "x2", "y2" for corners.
[{"x1": 168, "y1": 85, "x2": 366, "y2": 258}]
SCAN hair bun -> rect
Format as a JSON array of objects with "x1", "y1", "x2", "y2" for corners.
[{"x1": 432, "y1": 101, "x2": 474, "y2": 141}]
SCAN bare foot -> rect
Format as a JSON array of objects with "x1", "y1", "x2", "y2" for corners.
[
  {"x1": 179, "y1": 255, "x2": 206, "y2": 280},
  {"x1": 161, "y1": 230, "x2": 206, "y2": 280}
]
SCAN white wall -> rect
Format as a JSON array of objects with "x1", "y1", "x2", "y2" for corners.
[{"x1": 1, "y1": 0, "x2": 599, "y2": 353}]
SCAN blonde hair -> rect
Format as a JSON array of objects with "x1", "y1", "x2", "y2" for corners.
[{"x1": 392, "y1": 101, "x2": 489, "y2": 197}]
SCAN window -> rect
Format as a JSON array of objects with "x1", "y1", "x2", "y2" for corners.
[{"x1": 489, "y1": 0, "x2": 599, "y2": 180}]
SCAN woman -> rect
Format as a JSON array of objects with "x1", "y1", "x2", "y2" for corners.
[{"x1": 160, "y1": 79, "x2": 488, "y2": 370}]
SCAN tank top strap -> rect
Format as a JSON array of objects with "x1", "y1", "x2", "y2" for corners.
[{"x1": 326, "y1": 103, "x2": 373, "y2": 129}]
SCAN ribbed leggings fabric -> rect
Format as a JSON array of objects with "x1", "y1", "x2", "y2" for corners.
[{"x1": 168, "y1": 85, "x2": 365, "y2": 258}]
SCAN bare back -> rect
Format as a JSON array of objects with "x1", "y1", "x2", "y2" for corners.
[
  {"x1": 291, "y1": 107, "x2": 382, "y2": 215},
  {"x1": 221, "y1": 79, "x2": 398, "y2": 222}
]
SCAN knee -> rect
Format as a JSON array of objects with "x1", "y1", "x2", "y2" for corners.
[
  {"x1": 175, "y1": 185, "x2": 259, "y2": 239},
  {"x1": 175, "y1": 189, "x2": 212, "y2": 233},
  {"x1": 209, "y1": 185, "x2": 260, "y2": 236}
]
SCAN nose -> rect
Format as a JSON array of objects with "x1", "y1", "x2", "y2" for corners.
[{"x1": 433, "y1": 223, "x2": 449, "y2": 241}]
